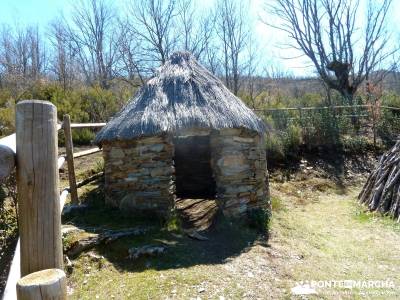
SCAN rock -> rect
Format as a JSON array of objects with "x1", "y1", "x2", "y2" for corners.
[
  {"x1": 109, "y1": 148, "x2": 124, "y2": 159},
  {"x1": 185, "y1": 230, "x2": 209, "y2": 241},
  {"x1": 233, "y1": 136, "x2": 255, "y2": 143},
  {"x1": 128, "y1": 245, "x2": 167, "y2": 260},
  {"x1": 61, "y1": 225, "x2": 83, "y2": 236}
]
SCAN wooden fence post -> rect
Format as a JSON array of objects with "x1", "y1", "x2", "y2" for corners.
[
  {"x1": 16, "y1": 100, "x2": 63, "y2": 276},
  {"x1": 63, "y1": 114, "x2": 79, "y2": 204},
  {"x1": 16, "y1": 269, "x2": 67, "y2": 300}
]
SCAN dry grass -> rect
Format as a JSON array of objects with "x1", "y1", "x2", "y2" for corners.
[
  {"x1": 270, "y1": 182, "x2": 400, "y2": 299},
  {"x1": 63, "y1": 157, "x2": 400, "y2": 299}
]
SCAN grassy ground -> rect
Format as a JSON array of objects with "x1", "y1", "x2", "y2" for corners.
[{"x1": 63, "y1": 157, "x2": 400, "y2": 299}]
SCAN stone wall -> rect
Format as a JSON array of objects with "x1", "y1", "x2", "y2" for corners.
[
  {"x1": 102, "y1": 128, "x2": 268, "y2": 219},
  {"x1": 210, "y1": 128, "x2": 268, "y2": 217},
  {"x1": 102, "y1": 135, "x2": 174, "y2": 215}
]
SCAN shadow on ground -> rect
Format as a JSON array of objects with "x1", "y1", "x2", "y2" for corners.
[
  {"x1": 62, "y1": 182, "x2": 266, "y2": 273},
  {"x1": 268, "y1": 146, "x2": 377, "y2": 190}
]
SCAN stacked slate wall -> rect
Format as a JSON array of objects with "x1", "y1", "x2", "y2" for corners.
[
  {"x1": 102, "y1": 135, "x2": 174, "y2": 215},
  {"x1": 210, "y1": 128, "x2": 268, "y2": 217}
]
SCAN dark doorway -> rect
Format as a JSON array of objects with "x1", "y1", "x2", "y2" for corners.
[{"x1": 173, "y1": 135, "x2": 216, "y2": 199}]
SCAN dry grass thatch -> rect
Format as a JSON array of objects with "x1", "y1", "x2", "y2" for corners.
[{"x1": 95, "y1": 51, "x2": 266, "y2": 143}]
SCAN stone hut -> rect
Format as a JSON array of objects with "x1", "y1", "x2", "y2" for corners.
[{"x1": 95, "y1": 52, "x2": 268, "y2": 218}]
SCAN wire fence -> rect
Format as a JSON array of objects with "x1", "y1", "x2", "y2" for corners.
[{"x1": 253, "y1": 105, "x2": 400, "y2": 152}]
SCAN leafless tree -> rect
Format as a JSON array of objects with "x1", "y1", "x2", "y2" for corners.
[
  {"x1": 0, "y1": 25, "x2": 47, "y2": 95},
  {"x1": 116, "y1": 19, "x2": 145, "y2": 86},
  {"x1": 48, "y1": 20, "x2": 77, "y2": 90},
  {"x1": 65, "y1": 0, "x2": 121, "y2": 89},
  {"x1": 176, "y1": 0, "x2": 215, "y2": 60},
  {"x1": 128, "y1": 0, "x2": 178, "y2": 66},
  {"x1": 267, "y1": 0, "x2": 394, "y2": 111},
  {"x1": 243, "y1": 38, "x2": 264, "y2": 108},
  {"x1": 215, "y1": 0, "x2": 250, "y2": 95}
]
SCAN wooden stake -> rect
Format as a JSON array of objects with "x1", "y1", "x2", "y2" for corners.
[
  {"x1": 16, "y1": 100, "x2": 63, "y2": 276},
  {"x1": 16, "y1": 269, "x2": 67, "y2": 300},
  {"x1": 63, "y1": 114, "x2": 79, "y2": 205}
]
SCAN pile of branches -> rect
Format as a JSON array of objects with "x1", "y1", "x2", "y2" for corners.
[{"x1": 359, "y1": 141, "x2": 400, "y2": 221}]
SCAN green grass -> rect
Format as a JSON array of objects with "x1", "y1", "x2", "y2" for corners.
[
  {"x1": 64, "y1": 186, "x2": 265, "y2": 299},
  {"x1": 270, "y1": 185, "x2": 400, "y2": 299},
  {"x1": 64, "y1": 180, "x2": 400, "y2": 299}
]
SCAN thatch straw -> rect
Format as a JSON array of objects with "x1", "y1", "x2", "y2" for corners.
[{"x1": 95, "y1": 51, "x2": 266, "y2": 143}]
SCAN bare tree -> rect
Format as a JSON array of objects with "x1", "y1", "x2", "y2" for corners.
[
  {"x1": 48, "y1": 20, "x2": 77, "y2": 90},
  {"x1": 0, "y1": 25, "x2": 47, "y2": 95},
  {"x1": 116, "y1": 19, "x2": 145, "y2": 86},
  {"x1": 267, "y1": 0, "x2": 394, "y2": 112},
  {"x1": 28, "y1": 26, "x2": 46, "y2": 80},
  {"x1": 243, "y1": 38, "x2": 263, "y2": 109},
  {"x1": 65, "y1": 0, "x2": 121, "y2": 89},
  {"x1": 215, "y1": 0, "x2": 250, "y2": 95},
  {"x1": 176, "y1": 0, "x2": 215, "y2": 60},
  {"x1": 128, "y1": 0, "x2": 178, "y2": 66}
]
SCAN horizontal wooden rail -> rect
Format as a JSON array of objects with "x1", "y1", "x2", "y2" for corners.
[
  {"x1": 69, "y1": 122, "x2": 106, "y2": 128},
  {"x1": 0, "y1": 124, "x2": 62, "y2": 181},
  {"x1": 73, "y1": 147, "x2": 102, "y2": 158},
  {"x1": 76, "y1": 172, "x2": 104, "y2": 188},
  {"x1": 58, "y1": 156, "x2": 66, "y2": 169}
]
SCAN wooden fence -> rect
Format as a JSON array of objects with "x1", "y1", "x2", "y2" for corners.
[{"x1": 0, "y1": 100, "x2": 105, "y2": 300}]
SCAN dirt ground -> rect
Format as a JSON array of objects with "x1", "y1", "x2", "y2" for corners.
[{"x1": 61, "y1": 153, "x2": 400, "y2": 300}]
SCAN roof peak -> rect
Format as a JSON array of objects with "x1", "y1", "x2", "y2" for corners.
[{"x1": 169, "y1": 51, "x2": 193, "y2": 65}]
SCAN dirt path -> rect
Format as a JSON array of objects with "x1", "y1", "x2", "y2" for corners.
[{"x1": 66, "y1": 175, "x2": 400, "y2": 299}]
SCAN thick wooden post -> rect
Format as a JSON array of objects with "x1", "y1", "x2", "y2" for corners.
[
  {"x1": 16, "y1": 100, "x2": 63, "y2": 276},
  {"x1": 16, "y1": 269, "x2": 67, "y2": 300},
  {"x1": 63, "y1": 114, "x2": 78, "y2": 204}
]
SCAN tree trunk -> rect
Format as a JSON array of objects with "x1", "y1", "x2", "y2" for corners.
[{"x1": 342, "y1": 90, "x2": 359, "y2": 129}]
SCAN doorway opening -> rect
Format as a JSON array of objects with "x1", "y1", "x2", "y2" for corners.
[{"x1": 173, "y1": 135, "x2": 216, "y2": 199}]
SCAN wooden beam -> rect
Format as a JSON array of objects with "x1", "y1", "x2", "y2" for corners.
[
  {"x1": 0, "y1": 144, "x2": 15, "y2": 181},
  {"x1": 3, "y1": 240, "x2": 20, "y2": 300},
  {"x1": 76, "y1": 171, "x2": 104, "y2": 188},
  {"x1": 0, "y1": 124, "x2": 62, "y2": 181},
  {"x1": 63, "y1": 114, "x2": 79, "y2": 205},
  {"x1": 69, "y1": 122, "x2": 106, "y2": 128},
  {"x1": 16, "y1": 269, "x2": 67, "y2": 300},
  {"x1": 57, "y1": 156, "x2": 66, "y2": 170},
  {"x1": 59, "y1": 189, "x2": 69, "y2": 210},
  {"x1": 0, "y1": 134, "x2": 17, "y2": 181},
  {"x1": 73, "y1": 147, "x2": 101, "y2": 158},
  {"x1": 16, "y1": 100, "x2": 63, "y2": 276}
]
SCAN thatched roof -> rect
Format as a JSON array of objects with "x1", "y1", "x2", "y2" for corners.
[{"x1": 95, "y1": 51, "x2": 266, "y2": 144}]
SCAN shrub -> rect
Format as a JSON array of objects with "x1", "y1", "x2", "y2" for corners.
[
  {"x1": 341, "y1": 136, "x2": 372, "y2": 153},
  {"x1": 246, "y1": 207, "x2": 271, "y2": 234},
  {"x1": 375, "y1": 94, "x2": 400, "y2": 146},
  {"x1": 377, "y1": 110, "x2": 400, "y2": 147},
  {"x1": 300, "y1": 109, "x2": 341, "y2": 148}
]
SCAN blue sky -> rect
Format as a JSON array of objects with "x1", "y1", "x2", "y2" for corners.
[
  {"x1": 0, "y1": 0, "x2": 68, "y2": 26},
  {"x1": 0, "y1": 0, "x2": 398, "y2": 76}
]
